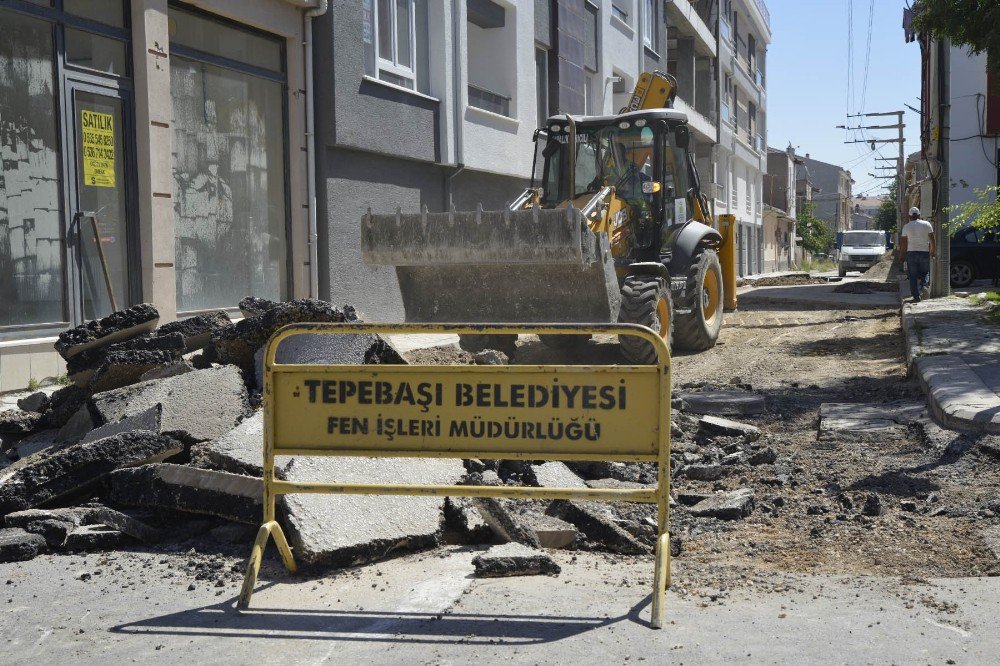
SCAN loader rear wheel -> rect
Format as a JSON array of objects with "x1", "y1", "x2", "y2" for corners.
[
  {"x1": 458, "y1": 334, "x2": 517, "y2": 359},
  {"x1": 674, "y1": 249, "x2": 724, "y2": 351},
  {"x1": 617, "y1": 275, "x2": 673, "y2": 364}
]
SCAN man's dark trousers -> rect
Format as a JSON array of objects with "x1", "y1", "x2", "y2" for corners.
[{"x1": 907, "y1": 251, "x2": 930, "y2": 300}]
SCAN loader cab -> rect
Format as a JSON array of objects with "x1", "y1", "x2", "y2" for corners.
[{"x1": 534, "y1": 110, "x2": 694, "y2": 254}]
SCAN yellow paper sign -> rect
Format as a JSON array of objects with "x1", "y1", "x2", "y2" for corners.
[
  {"x1": 81, "y1": 110, "x2": 116, "y2": 188},
  {"x1": 271, "y1": 365, "x2": 662, "y2": 460}
]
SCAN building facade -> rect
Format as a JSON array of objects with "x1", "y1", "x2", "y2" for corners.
[
  {"x1": 762, "y1": 144, "x2": 798, "y2": 271},
  {"x1": 312, "y1": 0, "x2": 665, "y2": 322},
  {"x1": 713, "y1": 0, "x2": 770, "y2": 277},
  {"x1": 0, "y1": 0, "x2": 318, "y2": 391},
  {"x1": 801, "y1": 155, "x2": 853, "y2": 235}
]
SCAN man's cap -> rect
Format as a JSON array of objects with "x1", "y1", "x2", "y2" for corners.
[{"x1": 909, "y1": 207, "x2": 921, "y2": 216}]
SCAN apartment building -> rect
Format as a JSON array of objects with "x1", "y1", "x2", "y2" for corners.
[
  {"x1": 801, "y1": 155, "x2": 854, "y2": 234},
  {"x1": 712, "y1": 0, "x2": 769, "y2": 276},
  {"x1": 0, "y1": 0, "x2": 318, "y2": 391},
  {"x1": 313, "y1": 0, "x2": 665, "y2": 321}
]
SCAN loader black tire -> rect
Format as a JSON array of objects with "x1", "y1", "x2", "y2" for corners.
[
  {"x1": 458, "y1": 334, "x2": 517, "y2": 359},
  {"x1": 617, "y1": 275, "x2": 673, "y2": 364},
  {"x1": 674, "y1": 248, "x2": 724, "y2": 352},
  {"x1": 541, "y1": 334, "x2": 592, "y2": 350}
]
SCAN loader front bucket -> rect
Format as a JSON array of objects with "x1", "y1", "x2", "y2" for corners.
[{"x1": 361, "y1": 207, "x2": 621, "y2": 324}]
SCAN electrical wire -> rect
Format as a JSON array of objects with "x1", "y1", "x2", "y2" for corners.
[{"x1": 858, "y1": 0, "x2": 875, "y2": 115}]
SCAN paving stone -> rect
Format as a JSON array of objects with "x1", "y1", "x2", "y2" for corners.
[
  {"x1": 201, "y1": 410, "x2": 263, "y2": 476},
  {"x1": 55, "y1": 303, "x2": 159, "y2": 360},
  {"x1": 520, "y1": 513, "x2": 577, "y2": 549},
  {"x1": 546, "y1": 500, "x2": 649, "y2": 554},
  {"x1": 0, "y1": 409, "x2": 43, "y2": 435},
  {"x1": 281, "y1": 456, "x2": 464, "y2": 568},
  {"x1": 677, "y1": 390, "x2": 766, "y2": 415},
  {"x1": 0, "y1": 431, "x2": 183, "y2": 515},
  {"x1": 443, "y1": 497, "x2": 492, "y2": 543},
  {"x1": 0, "y1": 527, "x2": 46, "y2": 562},
  {"x1": 105, "y1": 463, "x2": 262, "y2": 524},
  {"x1": 91, "y1": 365, "x2": 250, "y2": 443},
  {"x1": 698, "y1": 415, "x2": 762, "y2": 441},
  {"x1": 81, "y1": 405, "x2": 162, "y2": 444},
  {"x1": 17, "y1": 392, "x2": 50, "y2": 414},
  {"x1": 689, "y1": 489, "x2": 756, "y2": 520},
  {"x1": 531, "y1": 461, "x2": 588, "y2": 489},
  {"x1": 253, "y1": 331, "x2": 405, "y2": 389},
  {"x1": 473, "y1": 497, "x2": 541, "y2": 548},
  {"x1": 64, "y1": 524, "x2": 123, "y2": 551},
  {"x1": 472, "y1": 543, "x2": 561, "y2": 577},
  {"x1": 155, "y1": 311, "x2": 231, "y2": 352},
  {"x1": 212, "y1": 299, "x2": 356, "y2": 371}
]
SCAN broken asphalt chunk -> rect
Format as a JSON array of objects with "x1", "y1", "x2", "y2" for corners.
[
  {"x1": 154, "y1": 311, "x2": 231, "y2": 353},
  {"x1": 698, "y1": 415, "x2": 762, "y2": 442},
  {"x1": 0, "y1": 431, "x2": 183, "y2": 515},
  {"x1": 689, "y1": 489, "x2": 756, "y2": 520},
  {"x1": 0, "y1": 528, "x2": 47, "y2": 563},
  {"x1": 55, "y1": 303, "x2": 159, "y2": 360},
  {"x1": 472, "y1": 543, "x2": 561, "y2": 577},
  {"x1": 546, "y1": 500, "x2": 649, "y2": 555}
]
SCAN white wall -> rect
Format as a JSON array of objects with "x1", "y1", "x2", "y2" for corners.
[
  {"x1": 949, "y1": 47, "x2": 999, "y2": 210},
  {"x1": 601, "y1": 1, "x2": 642, "y2": 115}
]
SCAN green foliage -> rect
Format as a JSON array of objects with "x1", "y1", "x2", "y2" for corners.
[
  {"x1": 27, "y1": 377, "x2": 40, "y2": 392},
  {"x1": 797, "y1": 201, "x2": 835, "y2": 255},
  {"x1": 55, "y1": 373, "x2": 71, "y2": 386},
  {"x1": 911, "y1": 0, "x2": 1000, "y2": 71},
  {"x1": 873, "y1": 198, "x2": 898, "y2": 232},
  {"x1": 947, "y1": 186, "x2": 1000, "y2": 232}
]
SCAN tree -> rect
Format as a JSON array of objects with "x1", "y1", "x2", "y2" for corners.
[
  {"x1": 797, "y1": 201, "x2": 835, "y2": 256},
  {"x1": 873, "y1": 198, "x2": 898, "y2": 232},
  {"x1": 911, "y1": 0, "x2": 1000, "y2": 71},
  {"x1": 947, "y1": 185, "x2": 1000, "y2": 231}
]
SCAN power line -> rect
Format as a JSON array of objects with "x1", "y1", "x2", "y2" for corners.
[{"x1": 858, "y1": 0, "x2": 875, "y2": 114}]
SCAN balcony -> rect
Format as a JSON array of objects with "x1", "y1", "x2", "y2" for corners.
[
  {"x1": 665, "y1": 0, "x2": 717, "y2": 57},
  {"x1": 673, "y1": 96, "x2": 717, "y2": 144}
]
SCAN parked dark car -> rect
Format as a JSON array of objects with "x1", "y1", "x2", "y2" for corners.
[{"x1": 950, "y1": 226, "x2": 1000, "y2": 287}]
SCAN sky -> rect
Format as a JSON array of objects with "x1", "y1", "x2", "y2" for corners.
[{"x1": 765, "y1": 0, "x2": 921, "y2": 199}]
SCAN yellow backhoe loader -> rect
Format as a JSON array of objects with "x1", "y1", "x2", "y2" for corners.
[{"x1": 361, "y1": 71, "x2": 737, "y2": 362}]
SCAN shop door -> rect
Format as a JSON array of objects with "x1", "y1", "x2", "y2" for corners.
[{"x1": 66, "y1": 83, "x2": 136, "y2": 320}]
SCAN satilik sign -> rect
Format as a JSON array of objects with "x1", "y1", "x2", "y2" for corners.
[{"x1": 238, "y1": 323, "x2": 674, "y2": 628}]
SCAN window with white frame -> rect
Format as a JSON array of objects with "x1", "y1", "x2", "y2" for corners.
[
  {"x1": 362, "y1": 0, "x2": 428, "y2": 92},
  {"x1": 642, "y1": 0, "x2": 655, "y2": 49}
]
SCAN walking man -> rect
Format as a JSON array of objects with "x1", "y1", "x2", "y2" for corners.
[{"x1": 899, "y1": 207, "x2": 935, "y2": 302}]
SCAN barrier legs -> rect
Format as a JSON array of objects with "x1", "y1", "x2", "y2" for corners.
[{"x1": 237, "y1": 520, "x2": 297, "y2": 609}]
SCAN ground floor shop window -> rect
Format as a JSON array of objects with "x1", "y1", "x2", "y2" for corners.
[
  {"x1": 169, "y1": 7, "x2": 288, "y2": 313},
  {"x1": 0, "y1": 10, "x2": 65, "y2": 329}
]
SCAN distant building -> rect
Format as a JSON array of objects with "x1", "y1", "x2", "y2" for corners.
[
  {"x1": 851, "y1": 196, "x2": 885, "y2": 230},
  {"x1": 800, "y1": 155, "x2": 854, "y2": 234},
  {"x1": 762, "y1": 145, "x2": 799, "y2": 271}
]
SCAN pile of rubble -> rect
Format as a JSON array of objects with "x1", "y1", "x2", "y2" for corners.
[{"x1": 0, "y1": 302, "x2": 783, "y2": 579}]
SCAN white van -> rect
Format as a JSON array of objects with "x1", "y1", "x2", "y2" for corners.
[{"x1": 837, "y1": 230, "x2": 888, "y2": 277}]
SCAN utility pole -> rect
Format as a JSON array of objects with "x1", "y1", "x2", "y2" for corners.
[{"x1": 840, "y1": 110, "x2": 906, "y2": 243}]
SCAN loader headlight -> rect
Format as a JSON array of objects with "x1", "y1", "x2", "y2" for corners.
[{"x1": 549, "y1": 124, "x2": 563, "y2": 133}]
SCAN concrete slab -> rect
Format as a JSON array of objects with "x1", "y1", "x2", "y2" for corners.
[
  {"x1": 105, "y1": 463, "x2": 262, "y2": 524},
  {"x1": 689, "y1": 488, "x2": 755, "y2": 520},
  {"x1": 200, "y1": 410, "x2": 263, "y2": 476},
  {"x1": 280, "y1": 456, "x2": 464, "y2": 568},
  {"x1": 64, "y1": 524, "x2": 123, "y2": 551},
  {"x1": 531, "y1": 461, "x2": 588, "y2": 489},
  {"x1": 677, "y1": 390, "x2": 766, "y2": 415},
  {"x1": 546, "y1": 500, "x2": 649, "y2": 554},
  {"x1": 442, "y1": 496, "x2": 492, "y2": 543},
  {"x1": 474, "y1": 497, "x2": 541, "y2": 547},
  {"x1": 698, "y1": 415, "x2": 762, "y2": 441},
  {"x1": 81, "y1": 405, "x2": 162, "y2": 444},
  {"x1": 472, "y1": 543, "x2": 561, "y2": 577},
  {"x1": 91, "y1": 365, "x2": 250, "y2": 442},
  {"x1": 0, "y1": 527, "x2": 46, "y2": 562},
  {"x1": 0, "y1": 431, "x2": 183, "y2": 515},
  {"x1": 254, "y1": 331, "x2": 405, "y2": 388},
  {"x1": 212, "y1": 299, "x2": 355, "y2": 371},
  {"x1": 739, "y1": 282, "x2": 899, "y2": 309},
  {"x1": 819, "y1": 401, "x2": 927, "y2": 437},
  {"x1": 520, "y1": 512, "x2": 578, "y2": 549}
]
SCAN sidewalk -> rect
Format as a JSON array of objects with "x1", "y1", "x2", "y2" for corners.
[{"x1": 903, "y1": 290, "x2": 1000, "y2": 432}]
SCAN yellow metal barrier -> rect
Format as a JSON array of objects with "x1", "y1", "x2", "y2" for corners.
[
  {"x1": 237, "y1": 322, "x2": 672, "y2": 628},
  {"x1": 716, "y1": 213, "x2": 738, "y2": 312}
]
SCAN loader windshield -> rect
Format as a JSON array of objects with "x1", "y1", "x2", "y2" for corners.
[{"x1": 538, "y1": 120, "x2": 688, "y2": 216}]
